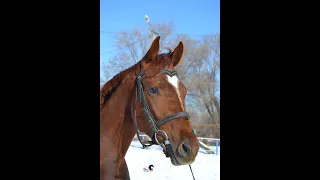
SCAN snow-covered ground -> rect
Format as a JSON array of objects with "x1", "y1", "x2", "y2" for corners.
[{"x1": 125, "y1": 141, "x2": 220, "y2": 180}]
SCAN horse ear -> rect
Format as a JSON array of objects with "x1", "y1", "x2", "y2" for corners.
[
  {"x1": 170, "y1": 41, "x2": 184, "y2": 67},
  {"x1": 144, "y1": 36, "x2": 160, "y2": 63}
]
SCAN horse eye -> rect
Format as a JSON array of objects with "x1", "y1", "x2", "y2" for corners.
[{"x1": 149, "y1": 87, "x2": 158, "y2": 94}]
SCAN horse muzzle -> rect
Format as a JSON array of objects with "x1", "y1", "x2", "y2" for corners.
[{"x1": 160, "y1": 139, "x2": 197, "y2": 166}]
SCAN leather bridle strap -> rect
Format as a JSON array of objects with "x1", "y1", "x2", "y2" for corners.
[
  {"x1": 133, "y1": 81, "x2": 154, "y2": 147},
  {"x1": 149, "y1": 112, "x2": 190, "y2": 139},
  {"x1": 156, "y1": 112, "x2": 190, "y2": 127}
]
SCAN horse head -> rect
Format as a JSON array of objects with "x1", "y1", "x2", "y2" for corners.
[{"x1": 131, "y1": 36, "x2": 199, "y2": 166}]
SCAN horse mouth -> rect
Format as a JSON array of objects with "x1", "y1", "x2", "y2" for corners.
[
  {"x1": 167, "y1": 149, "x2": 181, "y2": 166},
  {"x1": 169, "y1": 152, "x2": 196, "y2": 166}
]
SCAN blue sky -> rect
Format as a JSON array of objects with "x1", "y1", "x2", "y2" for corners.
[{"x1": 100, "y1": 0, "x2": 220, "y2": 79}]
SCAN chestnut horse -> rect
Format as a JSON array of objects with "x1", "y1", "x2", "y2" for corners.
[{"x1": 100, "y1": 36, "x2": 199, "y2": 180}]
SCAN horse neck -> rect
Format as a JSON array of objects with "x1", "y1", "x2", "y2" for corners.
[{"x1": 100, "y1": 78, "x2": 136, "y2": 156}]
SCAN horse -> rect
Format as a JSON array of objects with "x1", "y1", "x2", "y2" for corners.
[{"x1": 100, "y1": 36, "x2": 200, "y2": 180}]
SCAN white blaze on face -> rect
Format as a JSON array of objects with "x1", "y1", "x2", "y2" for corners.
[{"x1": 166, "y1": 75, "x2": 184, "y2": 111}]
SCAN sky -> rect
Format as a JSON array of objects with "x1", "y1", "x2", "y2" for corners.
[{"x1": 100, "y1": 0, "x2": 220, "y2": 80}]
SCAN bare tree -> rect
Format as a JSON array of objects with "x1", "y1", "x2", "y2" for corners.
[
  {"x1": 106, "y1": 22, "x2": 175, "y2": 74},
  {"x1": 203, "y1": 34, "x2": 220, "y2": 123},
  {"x1": 167, "y1": 33, "x2": 220, "y2": 125},
  {"x1": 100, "y1": 63, "x2": 111, "y2": 88}
]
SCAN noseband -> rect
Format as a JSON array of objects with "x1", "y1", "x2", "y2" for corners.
[{"x1": 132, "y1": 65, "x2": 190, "y2": 159}]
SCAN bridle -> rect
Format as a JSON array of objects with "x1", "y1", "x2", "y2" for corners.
[{"x1": 132, "y1": 64, "x2": 190, "y2": 162}]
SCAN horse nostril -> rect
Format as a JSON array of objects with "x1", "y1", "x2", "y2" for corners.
[
  {"x1": 178, "y1": 141, "x2": 191, "y2": 157},
  {"x1": 182, "y1": 143, "x2": 190, "y2": 153}
]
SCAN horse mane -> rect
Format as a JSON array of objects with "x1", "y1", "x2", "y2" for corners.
[{"x1": 100, "y1": 50, "x2": 172, "y2": 112}]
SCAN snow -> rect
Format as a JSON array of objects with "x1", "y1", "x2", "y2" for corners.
[{"x1": 125, "y1": 140, "x2": 220, "y2": 180}]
